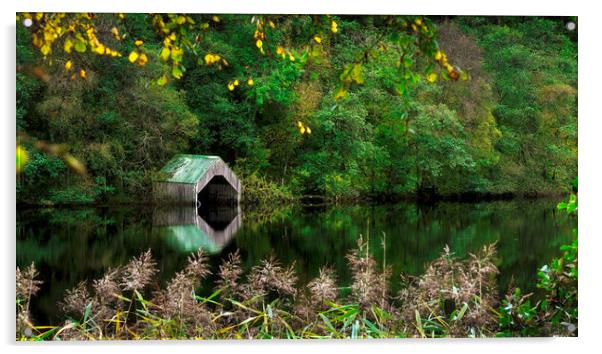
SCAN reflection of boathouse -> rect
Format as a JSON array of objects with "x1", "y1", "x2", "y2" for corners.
[
  {"x1": 154, "y1": 154, "x2": 242, "y2": 253},
  {"x1": 154, "y1": 154, "x2": 240, "y2": 206},
  {"x1": 154, "y1": 206, "x2": 241, "y2": 254}
]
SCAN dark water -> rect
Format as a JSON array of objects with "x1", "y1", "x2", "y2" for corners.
[{"x1": 16, "y1": 198, "x2": 575, "y2": 325}]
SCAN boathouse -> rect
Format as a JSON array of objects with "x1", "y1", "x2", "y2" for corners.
[{"x1": 153, "y1": 154, "x2": 241, "y2": 206}]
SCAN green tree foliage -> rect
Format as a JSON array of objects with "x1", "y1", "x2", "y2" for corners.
[
  {"x1": 458, "y1": 17, "x2": 577, "y2": 195},
  {"x1": 17, "y1": 21, "x2": 199, "y2": 203},
  {"x1": 16, "y1": 15, "x2": 577, "y2": 204}
]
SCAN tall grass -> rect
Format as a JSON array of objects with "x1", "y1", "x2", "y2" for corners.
[{"x1": 16, "y1": 236, "x2": 575, "y2": 340}]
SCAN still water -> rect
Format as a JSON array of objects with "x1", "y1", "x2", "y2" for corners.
[{"x1": 17, "y1": 198, "x2": 575, "y2": 324}]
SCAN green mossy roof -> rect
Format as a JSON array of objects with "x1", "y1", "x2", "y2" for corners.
[{"x1": 158, "y1": 154, "x2": 221, "y2": 184}]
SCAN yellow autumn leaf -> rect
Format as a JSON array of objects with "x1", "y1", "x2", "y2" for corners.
[
  {"x1": 234, "y1": 79, "x2": 239, "y2": 86},
  {"x1": 247, "y1": 78, "x2": 254, "y2": 86},
  {"x1": 256, "y1": 39, "x2": 263, "y2": 49},
  {"x1": 415, "y1": 18, "x2": 422, "y2": 25},
  {"x1": 335, "y1": 86, "x2": 348, "y2": 100},
  {"x1": 268, "y1": 20, "x2": 275, "y2": 28},
  {"x1": 313, "y1": 35, "x2": 322, "y2": 44},
  {"x1": 331, "y1": 20, "x2": 338, "y2": 33},
  {"x1": 289, "y1": 54, "x2": 295, "y2": 62},
  {"x1": 441, "y1": 53, "x2": 448, "y2": 64},
  {"x1": 16, "y1": 145, "x2": 29, "y2": 173},
  {"x1": 137, "y1": 52, "x2": 148, "y2": 66},
  {"x1": 227, "y1": 82, "x2": 235, "y2": 91},
  {"x1": 40, "y1": 44, "x2": 51, "y2": 56},
  {"x1": 161, "y1": 47, "x2": 171, "y2": 61},
  {"x1": 170, "y1": 46, "x2": 184, "y2": 62},
  {"x1": 63, "y1": 38, "x2": 73, "y2": 53},
  {"x1": 427, "y1": 72, "x2": 437, "y2": 83},
  {"x1": 176, "y1": 16, "x2": 186, "y2": 25},
  {"x1": 300, "y1": 126, "x2": 306, "y2": 135},
  {"x1": 63, "y1": 154, "x2": 87, "y2": 175},
  {"x1": 134, "y1": 40, "x2": 144, "y2": 47},
  {"x1": 435, "y1": 51, "x2": 442, "y2": 61},
  {"x1": 128, "y1": 50, "x2": 139, "y2": 63},
  {"x1": 80, "y1": 69, "x2": 86, "y2": 78},
  {"x1": 212, "y1": 16, "x2": 220, "y2": 23},
  {"x1": 204, "y1": 53, "x2": 220, "y2": 65},
  {"x1": 94, "y1": 43, "x2": 105, "y2": 55},
  {"x1": 64, "y1": 60, "x2": 72, "y2": 71},
  {"x1": 111, "y1": 27, "x2": 119, "y2": 37},
  {"x1": 306, "y1": 127, "x2": 312, "y2": 134},
  {"x1": 297, "y1": 121, "x2": 303, "y2": 128}
]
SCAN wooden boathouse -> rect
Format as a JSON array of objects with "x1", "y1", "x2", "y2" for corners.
[{"x1": 153, "y1": 154, "x2": 241, "y2": 206}]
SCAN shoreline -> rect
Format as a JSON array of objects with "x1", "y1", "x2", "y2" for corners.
[{"x1": 16, "y1": 191, "x2": 567, "y2": 209}]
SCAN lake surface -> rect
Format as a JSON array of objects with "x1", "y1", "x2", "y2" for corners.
[{"x1": 17, "y1": 198, "x2": 575, "y2": 324}]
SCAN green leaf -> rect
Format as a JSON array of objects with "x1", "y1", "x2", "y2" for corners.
[
  {"x1": 340, "y1": 64, "x2": 353, "y2": 82},
  {"x1": 456, "y1": 302, "x2": 469, "y2": 321},
  {"x1": 195, "y1": 287, "x2": 223, "y2": 305},
  {"x1": 567, "y1": 203, "x2": 577, "y2": 214},
  {"x1": 351, "y1": 319, "x2": 359, "y2": 339},
  {"x1": 156, "y1": 75, "x2": 168, "y2": 86},
  {"x1": 362, "y1": 318, "x2": 382, "y2": 337},
  {"x1": 415, "y1": 310, "x2": 425, "y2": 337},
  {"x1": 83, "y1": 302, "x2": 92, "y2": 323},
  {"x1": 32, "y1": 326, "x2": 59, "y2": 341},
  {"x1": 74, "y1": 40, "x2": 87, "y2": 53},
  {"x1": 318, "y1": 313, "x2": 338, "y2": 337},
  {"x1": 171, "y1": 65, "x2": 184, "y2": 79}
]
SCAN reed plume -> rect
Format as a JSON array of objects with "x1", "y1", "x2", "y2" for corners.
[{"x1": 120, "y1": 249, "x2": 157, "y2": 291}]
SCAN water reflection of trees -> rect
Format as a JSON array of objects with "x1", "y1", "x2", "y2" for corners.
[
  {"x1": 233, "y1": 199, "x2": 574, "y2": 294},
  {"x1": 16, "y1": 198, "x2": 573, "y2": 323}
]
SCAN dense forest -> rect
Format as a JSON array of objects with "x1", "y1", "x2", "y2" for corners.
[
  {"x1": 15, "y1": 14, "x2": 579, "y2": 340},
  {"x1": 16, "y1": 15, "x2": 577, "y2": 204}
]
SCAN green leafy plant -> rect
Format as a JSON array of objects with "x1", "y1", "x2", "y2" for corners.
[{"x1": 496, "y1": 186, "x2": 578, "y2": 337}]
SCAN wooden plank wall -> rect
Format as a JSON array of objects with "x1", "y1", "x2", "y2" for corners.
[{"x1": 153, "y1": 182, "x2": 197, "y2": 205}]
